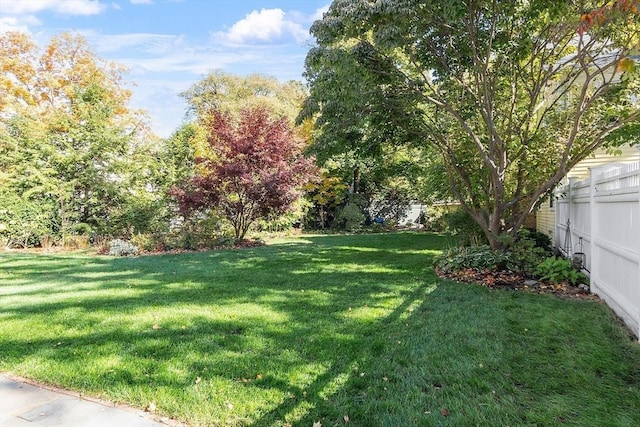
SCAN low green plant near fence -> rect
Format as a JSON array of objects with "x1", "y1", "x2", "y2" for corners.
[
  {"x1": 535, "y1": 256, "x2": 589, "y2": 285},
  {"x1": 434, "y1": 228, "x2": 587, "y2": 287}
]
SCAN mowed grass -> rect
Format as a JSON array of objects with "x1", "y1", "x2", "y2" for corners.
[{"x1": 1, "y1": 232, "x2": 640, "y2": 426}]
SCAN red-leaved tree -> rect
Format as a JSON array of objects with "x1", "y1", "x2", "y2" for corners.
[{"x1": 171, "y1": 106, "x2": 317, "y2": 240}]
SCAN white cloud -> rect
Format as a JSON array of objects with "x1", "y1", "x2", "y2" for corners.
[
  {"x1": 0, "y1": 15, "x2": 41, "y2": 33},
  {"x1": 127, "y1": 78, "x2": 189, "y2": 137},
  {"x1": 117, "y1": 49, "x2": 263, "y2": 76},
  {"x1": 218, "y1": 8, "x2": 308, "y2": 45},
  {"x1": 311, "y1": 5, "x2": 330, "y2": 21},
  {"x1": 1, "y1": 0, "x2": 107, "y2": 16},
  {"x1": 130, "y1": 0, "x2": 153, "y2": 4},
  {"x1": 82, "y1": 31, "x2": 186, "y2": 54}
]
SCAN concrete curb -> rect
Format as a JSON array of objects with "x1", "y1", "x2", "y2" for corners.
[{"x1": 0, "y1": 374, "x2": 182, "y2": 427}]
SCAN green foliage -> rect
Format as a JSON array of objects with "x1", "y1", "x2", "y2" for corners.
[
  {"x1": 368, "y1": 184, "x2": 412, "y2": 224},
  {"x1": 0, "y1": 32, "x2": 162, "y2": 246},
  {"x1": 107, "y1": 239, "x2": 139, "y2": 256},
  {"x1": 419, "y1": 206, "x2": 449, "y2": 232},
  {"x1": 0, "y1": 191, "x2": 56, "y2": 248},
  {"x1": 129, "y1": 233, "x2": 158, "y2": 253},
  {"x1": 501, "y1": 229, "x2": 553, "y2": 275},
  {"x1": 303, "y1": 0, "x2": 640, "y2": 249},
  {"x1": 434, "y1": 245, "x2": 507, "y2": 274},
  {"x1": 181, "y1": 71, "x2": 306, "y2": 125},
  {"x1": 148, "y1": 215, "x2": 232, "y2": 252},
  {"x1": 535, "y1": 256, "x2": 589, "y2": 285},
  {"x1": 519, "y1": 228, "x2": 552, "y2": 254},
  {"x1": 435, "y1": 227, "x2": 553, "y2": 276},
  {"x1": 62, "y1": 235, "x2": 90, "y2": 250},
  {"x1": 443, "y1": 208, "x2": 487, "y2": 246},
  {"x1": 303, "y1": 174, "x2": 349, "y2": 229},
  {"x1": 333, "y1": 202, "x2": 366, "y2": 231}
]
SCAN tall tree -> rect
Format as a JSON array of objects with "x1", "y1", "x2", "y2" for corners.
[
  {"x1": 182, "y1": 71, "x2": 307, "y2": 124},
  {"x1": 0, "y1": 32, "x2": 153, "y2": 243},
  {"x1": 302, "y1": 0, "x2": 640, "y2": 248},
  {"x1": 171, "y1": 106, "x2": 317, "y2": 240}
]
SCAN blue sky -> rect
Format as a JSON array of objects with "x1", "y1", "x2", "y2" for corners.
[{"x1": 0, "y1": 0, "x2": 330, "y2": 137}]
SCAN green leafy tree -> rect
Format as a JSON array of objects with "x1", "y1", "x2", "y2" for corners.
[
  {"x1": 302, "y1": 0, "x2": 640, "y2": 249},
  {"x1": 0, "y1": 32, "x2": 155, "y2": 244},
  {"x1": 182, "y1": 71, "x2": 307, "y2": 124}
]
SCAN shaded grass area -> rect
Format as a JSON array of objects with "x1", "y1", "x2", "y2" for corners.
[{"x1": 1, "y1": 232, "x2": 639, "y2": 426}]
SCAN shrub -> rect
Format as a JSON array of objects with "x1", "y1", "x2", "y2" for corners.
[
  {"x1": 62, "y1": 234, "x2": 90, "y2": 250},
  {"x1": 39, "y1": 235, "x2": 55, "y2": 250},
  {"x1": 130, "y1": 233, "x2": 163, "y2": 252},
  {"x1": 535, "y1": 256, "x2": 588, "y2": 285},
  {"x1": 420, "y1": 207, "x2": 448, "y2": 232},
  {"x1": 333, "y1": 202, "x2": 365, "y2": 231},
  {"x1": 93, "y1": 235, "x2": 111, "y2": 254},
  {"x1": 108, "y1": 239, "x2": 139, "y2": 256},
  {"x1": 519, "y1": 228, "x2": 553, "y2": 253},
  {"x1": 501, "y1": 230, "x2": 552, "y2": 275},
  {"x1": 370, "y1": 223, "x2": 384, "y2": 233},
  {"x1": 0, "y1": 191, "x2": 56, "y2": 248},
  {"x1": 434, "y1": 245, "x2": 507, "y2": 273},
  {"x1": 443, "y1": 208, "x2": 487, "y2": 246}
]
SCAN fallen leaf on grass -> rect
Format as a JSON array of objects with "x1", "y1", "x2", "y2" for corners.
[
  {"x1": 152, "y1": 323, "x2": 160, "y2": 330},
  {"x1": 195, "y1": 376, "x2": 201, "y2": 384},
  {"x1": 343, "y1": 414, "x2": 350, "y2": 422},
  {"x1": 225, "y1": 401, "x2": 233, "y2": 410},
  {"x1": 145, "y1": 402, "x2": 156, "y2": 412},
  {"x1": 441, "y1": 408, "x2": 449, "y2": 416},
  {"x1": 313, "y1": 422, "x2": 322, "y2": 427}
]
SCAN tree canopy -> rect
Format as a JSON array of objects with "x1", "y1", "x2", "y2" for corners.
[
  {"x1": 182, "y1": 71, "x2": 308, "y2": 125},
  {"x1": 0, "y1": 32, "x2": 156, "y2": 245},
  {"x1": 301, "y1": 0, "x2": 640, "y2": 248},
  {"x1": 170, "y1": 106, "x2": 317, "y2": 241}
]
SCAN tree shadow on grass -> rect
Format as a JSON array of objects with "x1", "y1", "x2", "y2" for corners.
[
  {"x1": 245, "y1": 282, "x2": 439, "y2": 426},
  {"x1": 0, "y1": 232, "x2": 452, "y2": 425},
  {"x1": 3, "y1": 233, "x2": 640, "y2": 426}
]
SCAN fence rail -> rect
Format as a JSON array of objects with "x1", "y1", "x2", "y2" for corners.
[{"x1": 555, "y1": 160, "x2": 640, "y2": 338}]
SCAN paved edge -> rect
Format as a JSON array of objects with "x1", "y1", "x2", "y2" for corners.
[{"x1": 0, "y1": 373, "x2": 186, "y2": 427}]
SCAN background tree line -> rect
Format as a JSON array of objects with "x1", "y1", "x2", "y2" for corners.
[
  {"x1": 2, "y1": 0, "x2": 638, "y2": 251},
  {"x1": 0, "y1": 32, "x2": 404, "y2": 251}
]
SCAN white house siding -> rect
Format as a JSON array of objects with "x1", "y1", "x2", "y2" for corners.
[{"x1": 536, "y1": 199, "x2": 556, "y2": 243}]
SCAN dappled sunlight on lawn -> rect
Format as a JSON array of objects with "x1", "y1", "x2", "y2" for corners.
[
  {"x1": 2, "y1": 233, "x2": 637, "y2": 426},
  {"x1": 0, "y1": 233, "x2": 443, "y2": 425}
]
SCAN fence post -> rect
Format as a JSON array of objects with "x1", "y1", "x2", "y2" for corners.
[
  {"x1": 566, "y1": 177, "x2": 577, "y2": 258},
  {"x1": 636, "y1": 147, "x2": 640, "y2": 339},
  {"x1": 589, "y1": 166, "x2": 600, "y2": 293},
  {"x1": 554, "y1": 184, "x2": 561, "y2": 250}
]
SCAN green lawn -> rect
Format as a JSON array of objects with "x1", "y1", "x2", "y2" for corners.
[{"x1": 1, "y1": 232, "x2": 639, "y2": 426}]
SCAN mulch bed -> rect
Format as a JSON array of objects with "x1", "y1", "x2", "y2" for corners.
[{"x1": 436, "y1": 267, "x2": 600, "y2": 301}]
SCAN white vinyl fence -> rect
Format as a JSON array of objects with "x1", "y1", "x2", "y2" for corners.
[{"x1": 555, "y1": 160, "x2": 640, "y2": 337}]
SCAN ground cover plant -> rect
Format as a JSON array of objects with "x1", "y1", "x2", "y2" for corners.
[{"x1": 1, "y1": 233, "x2": 640, "y2": 426}]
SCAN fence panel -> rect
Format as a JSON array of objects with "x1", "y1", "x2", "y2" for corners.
[{"x1": 555, "y1": 160, "x2": 640, "y2": 338}]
